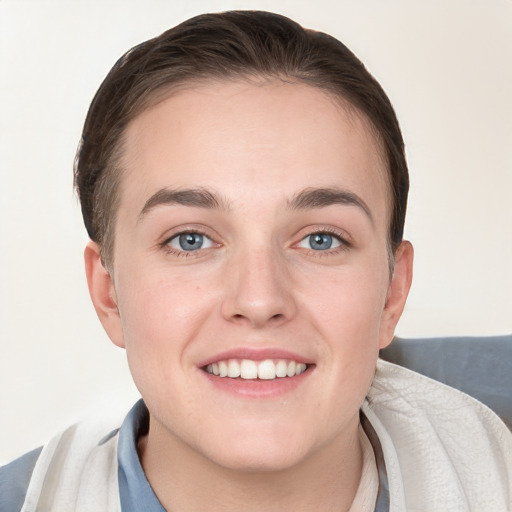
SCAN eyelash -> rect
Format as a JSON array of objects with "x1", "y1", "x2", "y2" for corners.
[
  {"x1": 160, "y1": 229, "x2": 215, "y2": 258},
  {"x1": 296, "y1": 228, "x2": 351, "y2": 255},
  {"x1": 159, "y1": 227, "x2": 351, "y2": 258}
]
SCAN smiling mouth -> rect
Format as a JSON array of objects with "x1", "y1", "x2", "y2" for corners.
[{"x1": 204, "y1": 359, "x2": 309, "y2": 380}]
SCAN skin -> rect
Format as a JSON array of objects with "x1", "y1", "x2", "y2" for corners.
[{"x1": 85, "y1": 79, "x2": 413, "y2": 511}]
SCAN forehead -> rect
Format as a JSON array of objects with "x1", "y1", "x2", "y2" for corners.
[{"x1": 119, "y1": 79, "x2": 390, "y2": 219}]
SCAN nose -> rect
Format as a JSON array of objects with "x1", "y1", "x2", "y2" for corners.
[{"x1": 221, "y1": 246, "x2": 297, "y2": 329}]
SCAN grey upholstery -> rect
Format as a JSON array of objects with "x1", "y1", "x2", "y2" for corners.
[{"x1": 380, "y1": 335, "x2": 512, "y2": 430}]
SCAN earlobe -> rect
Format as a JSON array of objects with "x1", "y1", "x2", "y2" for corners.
[
  {"x1": 84, "y1": 241, "x2": 125, "y2": 348},
  {"x1": 379, "y1": 241, "x2": 414, "y2": 349}
]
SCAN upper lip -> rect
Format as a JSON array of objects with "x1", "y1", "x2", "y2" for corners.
[{"x1": 197, "y1": 347, "x2": 314, "y2": 368}]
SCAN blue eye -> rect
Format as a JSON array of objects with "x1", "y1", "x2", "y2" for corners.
[
  {"x1": 168, "y1": 232, "x2": 213, "y2": 251},
  {"x1": 298, "y1": 233, "x2": 342, "y2": 251}
]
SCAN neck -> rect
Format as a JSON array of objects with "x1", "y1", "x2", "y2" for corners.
[{"x1": 138, "y1": 417, "x2": 363, "y2": 512}]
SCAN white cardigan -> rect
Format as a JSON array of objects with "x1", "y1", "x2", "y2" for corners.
[
  {"x1": 362, "y1": 360, "x2": 512, "y2": 511},
  {"x1": 20, "y1": 360, "x2": 512, "y2": 512}
]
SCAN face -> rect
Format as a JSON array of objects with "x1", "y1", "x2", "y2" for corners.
[{"x1": 86, "y1": 79, "x2": 412, "y2": 472}]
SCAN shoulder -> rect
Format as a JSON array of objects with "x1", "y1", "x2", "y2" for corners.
[
  {"x1": 364, "y1": 359, "x2": 512, "y2": 510},
  {"x1": 0, "y1": 447, "x2": 42, "y2": 512},
  {"x1": 369, "y1": 358, "x2": 511, "y2": 437},
  {"x1": 0, "y1": 406, "x2": 128, "y2": 512}
]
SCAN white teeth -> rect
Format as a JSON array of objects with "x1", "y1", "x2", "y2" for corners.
[
  {"x1": 258, "y1": 359, "x2": 276, "y2": 380},
  {"x1": 240, "y1": 359, "x2": 258, "y2": 379},
  {"x1": 296, "y1": 363, "x2": 307, "y2": 375},
  {"x1": 276, "y1": 360, "x2": 288, "y2": 378},
  {"x1": 227, "y1": 360, "x2": 241, "y2": 378},
  {"x1": 205, "y1": 358, "x2": 308, "y2": 380},
  {"x1": 218, "y1": 360, "x2": 228, "y2": 377}
]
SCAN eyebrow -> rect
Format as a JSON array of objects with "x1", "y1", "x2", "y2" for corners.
[
  {"x1": 138, "y1": 187, "x2": 230, "y2": 219},
  {"x1": 287, "y1": 187, "x2": 373, "y2": 222},
  {"x1": 138, "y1": 185, "x2": 372, "y2": 222}
]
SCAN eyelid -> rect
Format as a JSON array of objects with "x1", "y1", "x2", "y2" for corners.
[
  {"x1": 159, "y1": 224, "x2": 216, "y2": 244},
  {"x1": 292, "y1": 227, "x2": 353, "y2": 255},
  {"x1": 296, "y1": 226, "x2": 352, "y2": 245},
  {"x1": 159, "y1": 225, "x2": 221, "y2": 256}
]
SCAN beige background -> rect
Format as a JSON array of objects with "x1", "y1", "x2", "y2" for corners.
[{"x1": 1, "y1": 0, "x2": 511, "y2": 463}]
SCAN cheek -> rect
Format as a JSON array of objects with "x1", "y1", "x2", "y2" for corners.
[
  {"x1": 298, "y1": 258, "x2": 389, "y2": 386},
  {"x1": 121, "y1": 281, "x2": 201, "y2": 341},
  {"x1": 300, "y1": 261, "x2": 389, "y2": 335},
  {"x1": 115, "y1": 275, "x2": 206, "y2": 401},
  {"x1": 114, "y1": 262, "x2": 224, "y2": 374}
]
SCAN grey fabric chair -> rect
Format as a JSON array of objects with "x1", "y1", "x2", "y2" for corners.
[{"x1": 380, "y1": 335, "x2": 512, "y2": 430}]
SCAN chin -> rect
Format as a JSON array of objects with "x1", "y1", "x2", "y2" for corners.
[
  {"x1": 198, "y1": 424, "x2": 315, "y2": 473},
  {"x1": 209, "y1": 445, "x2": 308, "y2": 473}
]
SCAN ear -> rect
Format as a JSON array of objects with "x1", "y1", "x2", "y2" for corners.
[
  {"x1": 379, "y1": 241, "x2": 414, "y2": 349},
  {"x1": 84, "y1": 241, "x2": 125, "y2": 348}
]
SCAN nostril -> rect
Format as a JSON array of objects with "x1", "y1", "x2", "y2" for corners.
[{"x1": 229, "y1": 311, "x2": 286, "y2": 328}]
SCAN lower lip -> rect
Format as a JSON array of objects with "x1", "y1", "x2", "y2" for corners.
[{"x1": 200, "y1": 367, "x2": 313, "y2": 398}]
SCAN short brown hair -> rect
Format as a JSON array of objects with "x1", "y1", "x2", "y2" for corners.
[{"x1": 74, "y1": 10, "x2": 408, "y2": 268}]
